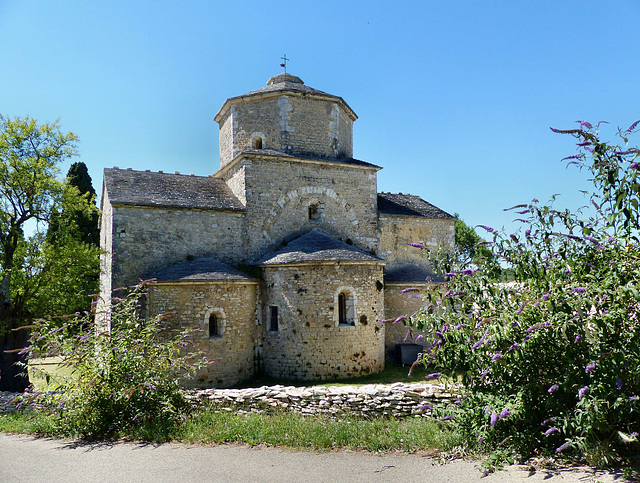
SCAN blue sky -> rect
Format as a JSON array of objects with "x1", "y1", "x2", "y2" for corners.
[{"x1": 1, "y1": 1, "x2": 639, "y2": 236}]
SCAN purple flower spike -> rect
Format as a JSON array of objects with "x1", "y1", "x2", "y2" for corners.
[
  {"x1": 500, "y1": 409, "x2": 511, "y2": 419},
  {"x1": 556, "y1": 442, "x2": 571, "y2": 453},
  {"x1": 578, "y1": 386, "x2": 589, "y2": 399},
  {"x1": 544, "y1": 426, "x2": 558, "y2": 436},
  {"x1": 427, "y1": 372, "x2": 442, "y2": 379},
  {"x1": 572, "y1": 287, "x2": 587, "y2": 293},
  {"x1": 576, "y1": 120, "x2": 593, "y2": 129},
  {"x1": 542, "y1": 293, "x2": 550, "y2": 300},
  {"x1": 393, "y1": 316, "x2": 404, "y2": 324},
  {"x1": 408, "y1": 243, "x2": 424, "y2": 249},
  {"x1": 491, "y1": 353, "x2": 502, "y2": 361},
  {"x1": 484, "y1": 407, "x2": 492, "y2": 415},
  {"x1": 617, "y1": 378, "x2": 622, "y2": 390},
  {"x1": 441, "y1": 415, "x2": 453, "y2": 421},
  {"x1": 626, "y1": 120, "x2": 640, "y2": 133},
  {"x1": 575, "y1": 334, "x2": 582, "y2": 342},
  {"x1": 477, "y1": 225, "x2": 496, "y2": 233},
  {"x1": 508, "y1": 343, "x2": 520, "y2": 351},
  {"x1": 490, "y1": 412, "x2": 498, "y2": 428},
  {"x1": 631, "y1": 162, "x2": 639, "y2": 169},
  {"x1": 585, "y1": 362, "x2": 596, "y2": 373},
  {"x1": 415, "y1": 334, "x2": 424, "y2": 341},
  {"x1": 548, "y1": 384, "x2": 560, "y2": 394},
  {"x1": 480, "y1": 369, "x2": 489, "y2": 378},
  {"x1": 472, "y1": 339, "x2": 484, "y2": 350}
]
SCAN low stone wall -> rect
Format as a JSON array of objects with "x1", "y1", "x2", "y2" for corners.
[{"x1": 189, "y1": 382, "x2": 460, "y2": 419}]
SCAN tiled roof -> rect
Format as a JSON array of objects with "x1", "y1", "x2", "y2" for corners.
[
  {"x1": 254, "y1": 231, "x2": 383, "y2": 266},
  {"x1": 103, "y1": 168, "x2": 245, "y2": 211},
  {"x1": 384, "y1": 265, "x2": 445, "y2": 284},
  {"x1": 377, "y1": 192, "x2": 453, "y2": 219},
  {"x1": 239, "y1": 149, "x2": 381, "y2": 169},
  {"x1": 243, "y1": 73, "x2": 336, "y2": 98},
  {"x1": 215, "y1": 73, "x2": 357, "y2": 122},
  {"x1": 151, "y1": 257, "x2": 255, "y2": 282}
]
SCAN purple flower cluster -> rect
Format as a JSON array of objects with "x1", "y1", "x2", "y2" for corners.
[
  {"x1": 578, "y1": 386, "x2": 589, "y2": 399},
  {"x1": 585, "y1": 362, "x2": 596, "y2": 373}
]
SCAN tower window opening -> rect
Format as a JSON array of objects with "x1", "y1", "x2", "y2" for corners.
[
  {"x1": 308, "y1": 202, "x2": 323, "y2": 222},
  {"x1": 252, "y1": 136, "x2": 263, "y2": 149}
]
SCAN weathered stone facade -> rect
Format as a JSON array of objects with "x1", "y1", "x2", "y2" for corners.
[{"x1": 99, "y1": 73, "x2": 455, "y2": 387}]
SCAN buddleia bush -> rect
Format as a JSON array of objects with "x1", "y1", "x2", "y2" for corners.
[
  {"x1": 413, "y1": 121, "x2": 640, "y2": 466},
  {"x1": 27, "y1": 282, "x2": 212, "y2": 440}
]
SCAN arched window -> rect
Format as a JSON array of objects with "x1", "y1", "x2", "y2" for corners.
[
  {"x1": 252, "y1": 136, "x2": 263, "y2": 149},
  {"x1": 205, "y1": 308, "x2": 225, "y2": 338},
  {"x1": 209, "y1": 314, "x2": 221, "y2": 338},
  {"x1": 336, "y1": 288, "x2": 355, "y2": 326}
]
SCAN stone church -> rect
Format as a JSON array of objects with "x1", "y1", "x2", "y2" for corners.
[{"x1": 99, "y1": 73, "x2": 454, "y2": 387}]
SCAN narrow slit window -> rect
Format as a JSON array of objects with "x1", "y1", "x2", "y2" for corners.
[
  {"x1": 338, "y1": 293, "x2": 347, "y2": 325},
  {"x1": 269, "y1": 306, "x2": 279, "y2": 332}
]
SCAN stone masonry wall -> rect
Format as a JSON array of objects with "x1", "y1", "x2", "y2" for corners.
[
  {"x1": 379, "y1": 215, "x2": 455, "y2": 271},
  {"x1": 222, "y1": 157, "x2": 379, "y2": 261},
  {"x1": 149, "y1": 281, "x2": 258, "y2": 388},
  {"x1": 384, "y1": 283, "x2": 431, "y2": 353},
  {"x1": 218, "y1": 95, "x2": 354, "y2": 167},
  {"x1": 190, "y1": 382, "x2": 460, "y2": 419},
  {"x1": 109, "y1": 205, "x2": 246, "y2": 288},
  {"x1": 261, "y1": 263, "x2": 385, "y2": 381}
]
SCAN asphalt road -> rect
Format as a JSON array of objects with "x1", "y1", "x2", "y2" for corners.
[{"x1": 0, "y1": 433, "x2": 627, "y2": 482}]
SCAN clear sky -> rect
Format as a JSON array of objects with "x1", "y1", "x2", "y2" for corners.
[{"x1": 1, "y1": 1, "x2": 639, "y2": 236}]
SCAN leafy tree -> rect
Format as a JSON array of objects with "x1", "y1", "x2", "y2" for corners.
[
  {"x1": 0, "y1": 115, "x2": 89, "y2": 391},
  {"x1": 454, "y1": 213, "x2": 497, "y2": 273},
  {"x1": 413, "y1": 120, "x2": 640, "y2": 469},
  {"x1": 48, "y1": 162, "x2": 99, "y2": 247}
]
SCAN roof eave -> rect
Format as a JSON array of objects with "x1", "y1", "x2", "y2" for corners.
[
  {"x1": 214, "y1": 152, "x2": 381, "y2": 179},
  {"x1": 109, "y1": 201, "x2": 246, "y2": 213},
  {"x1": 257, "y1": 260, "x2": 385, "y2": 268},
  {"x1": 214, "y1": 90, "x2": 358, "y2": 124}
]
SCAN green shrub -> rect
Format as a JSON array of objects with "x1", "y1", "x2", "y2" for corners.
[
  {"x1": 27, "y1": 282, "x2": 211, "y2": 440},
  {"x1": 413, "y1": 121, "x2": 640, "y2": 466}
]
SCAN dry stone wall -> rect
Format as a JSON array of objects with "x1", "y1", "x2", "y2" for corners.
[
  {"x1": 190, "y1": 382, "x2": 460, "y2": 418},
  {"x1": 261, "y1": 263, "x2": 385, "y2": 381},
  {"x1": 149, "y1": 281, "x2": 258, "y2": 387}
]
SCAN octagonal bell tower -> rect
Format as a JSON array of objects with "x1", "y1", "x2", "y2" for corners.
[{"x1": 214, "y1": 73, "x2": 358, "y2": 169}]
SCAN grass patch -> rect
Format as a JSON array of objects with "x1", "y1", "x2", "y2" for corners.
[
  {"x1": 1, "y1": 406, "x2": 453, "y2": 453},
  {"x1": 178, "y1": 409, "x2": 450, "y2": 452}
]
